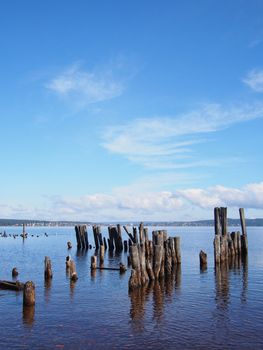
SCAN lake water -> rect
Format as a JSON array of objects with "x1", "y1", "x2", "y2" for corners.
[{"x1": 0, "y1": 225, "x2": 262, "y2": 349}]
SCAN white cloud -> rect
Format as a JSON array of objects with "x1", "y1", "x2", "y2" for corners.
[
  {"x1": 243, "y1": 69, "x2": 263, "y2": 92},
  {"x1": 102, "y1": 102, "x2": 263, "y2": 169},
  {"x1": 1, "y1": 182, "x2": 263, "y2": 221},
  {"x1": 46, "y1": 63, "x2": 124, "y2": 106},
  {"x1": 178, "y1": 182, "x2": 263, "y2": 210}
]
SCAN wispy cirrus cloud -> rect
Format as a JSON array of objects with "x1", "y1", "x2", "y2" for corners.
[
  {"x1": 243, "y1": 69, "x2": 263, "y2": 92},
  {"x1": 46, "y1": 62, "x2": 124, "y2": 107},
  {"x1": 102, "y1": 102, "x2": 263, "y2": 169}
]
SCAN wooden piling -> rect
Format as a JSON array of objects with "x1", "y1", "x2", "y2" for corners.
[
  {"x1": 100, "y1": 245, "x2": 105, "y2": 265},
  {"x1": 214, "y1": 234, "x2": 221, "y2": 265},
  {"x1": 103, "y1": 237, "x2": 108, "y2": 250},
  {"x1": 75, "y1": 225, "x2": 88, "y2": 250},
  {"x1": 97, "y1": 226, "x2": 103, "y2": 246},
  {"x1": 139, "y1": 244, "x2": 149, "y2": 285},
  {"x1": 65, "y1": 256, "x2": 71, "y2": 269},
  {"x1": 220, "y1": 207, "x2": 227, "y2": 236},
  {"x1": 44, "y1": 256, "x2": 53, "y2": 280},
  {"x1": 239, "y1": 208, "x2": 248, "y2": 255},
  {"x1": 12, "y1": 267, "x2": 18, "y2": 277},
  {"x1": 129, "y1": 245, "x2": 141, "y2": 289},
  {"x1": 75, "y1": 226, "x2": 81, "y2": 249},
  {"x1": 174, "y1": 237, "x2": 181, "y2": 263},
  {"x1": 199, "y1": 250, "x2": 207, "y2": 267},
  {"x1": 124, "y1": 240, "x2": 128, "y2": 252},
  {"x1": 69, "y1": 259, "x2": 78, "y2": 281},
  {"x1": 23, "y1": 281, "x2": 35, "y2": 306},
  {"x1": 91, "y1": 255, "x2": 97, "y2": 270},
  {"x1": 128, "y1": 227, "x2": 181, "y2": 289},
  {"x1": 214, "y1": 207, "x2": 221, "y2": 236},
  {"x1": 133, "y1": 227, "x2": 138, "y2": 244},
  {"x1": 116, "y1": 224, "x2": 123, "y2": 251},
  {"x1": 93, "y1": 225, "x2": 100, "y2": 250},
  {"x1": 108, "y1": 227, "x2": 115, "y2": 251},
  {"x1": 153, "y1": 244, "x2": 163, "y2": 279},
  {"x1": 123, "y1": 225, "x2": 136, "y2": 243},
  {"x1": 67, "y1": 241, "x2": 72, "y2": 249}
]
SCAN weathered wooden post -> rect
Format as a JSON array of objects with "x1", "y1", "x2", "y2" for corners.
[
  {"x1": 153, "y1": 244, "x2": 163, "y2": 279},
  {"x1": 108, "y1": 226, "x2": 115, "y2": 251},
  {"x1": 93, "y1": 225, "x2": 100, "y2": 250},
  {"x1": 221, "y1": 207, "x2": 227, "y2": 236},
  {"x1": 23, "y1": 281, "x2": 35, "y2": 306},
  {"x1": 129, "y1": 245, "x2": 141, "y2": 289},
  {"x1": 91, "y1": 255, "x2": 97, "y2": 270},
  {"x1": 66, "y1": 256, "x2": 71, "y2": 269},
  {"x1": 44, "y1": 256, "x2": 53, "y2": 280},
  {"x1": 119, "y1": 263, "x2": 127, "y2": 273},
  {"x1": 69, "y1": 259, "x2": 78, "y2": 281},
  {"x1": 124, "y1": 240, "x2": 128, "y2": 252},
  {"x1": 139, "y1": 243, "x2": 149, "y2": 285},
  {"x1": 103, "y1": 237, "x2": 108, "y2": 250},
  {"x1": 97, "y1": 226, "x2": 103, "y2": 246},
  {"x1": 214, "y1": 234, "x2": 221, "y2": 265},
  {"x1": 75, "y1": 226, "x2": 81, "y2": 249},
  {"x1": 239, "y1": 208, "x2": 248, "y2": 255},
  {"x1": 12, "y1": 267, "x2": 18, "y2": 277},
  {"x1": 174, "y1": 237, "x2": 181, "y2": 264},
  {"x1": 214, "y1": 207, "x2": 221, "y2": 236},
  {"x1": 133, "y1": 227, "x2": 138, "y2": 244},
  {"x1": 100, "y1": 245, "x2": 105, "y2": 265},
  {"x1": 116, "y1": 224, "x2": 123, "y2": 251},
  {"x1": 199, "y1": 250, "x2": 207, "y2": 268},
  {"x1": 164, "y1": 240, "x2": 172, "y2": 274},
  {"x1": 123, "y1": 225, "x2": 136, "y2": 243}
]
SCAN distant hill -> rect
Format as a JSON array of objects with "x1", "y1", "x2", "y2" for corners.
[{"x1": 1, "y1": 218, "x2": 263, "y2": 226}]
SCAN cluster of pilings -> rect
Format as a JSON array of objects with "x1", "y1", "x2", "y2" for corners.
[
  {"x1": 213, "y1": 207, "x2": 248, "y2": 265},
  {"x1": 75, "y1": 223, "x2": 129, "y2": 253},
  {"x1": 75, "y1": 225, "x2": 89, "y2": 250},
  {"x1": 128, "y1": 224, "x2": 181, "y2": 290}
]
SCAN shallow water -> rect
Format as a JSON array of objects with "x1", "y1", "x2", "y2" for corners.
[{"x1": 0, "y1": 226, "x2": 262, "y2": 349}]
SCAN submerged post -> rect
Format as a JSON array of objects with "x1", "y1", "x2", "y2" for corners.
[
  {"x1": 44, "y1": 256, "x2": 53, "y2": 280},
  {"x1": 23, "y1": 281, "x2": 35, "y2": 306}
]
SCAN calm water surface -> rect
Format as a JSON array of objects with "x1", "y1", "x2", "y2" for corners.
[{"x1": 0, "y1": 226, "x2": 262, "y2": 349}]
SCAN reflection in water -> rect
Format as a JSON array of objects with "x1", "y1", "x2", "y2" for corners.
[
  {"x1": 76, "y1": 248, "x2": 88, "y2": 258},
  {"x1": 23, "y1": 306, "x2": 35, "y2": 326},
  {"x1": 44, "y1": 278, "x2": 52, "y2": 303},
  {"x1": 241, "y1": 255, "x2": 248, "y2": 304},
  {"x1": 70, "y1": 280, "x2": 76, "y2": 299},
  {"x1": 90, "y1": 268, "x2": 97, "y2": 280},
  {"x1": 214, "y1": 255, "x2": 248, "y2": 311},
  {"x1": 129, "y1": 266, "x2": 182, "y2": 331}
]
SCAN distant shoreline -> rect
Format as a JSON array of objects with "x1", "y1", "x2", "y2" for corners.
[{"x1": 1, "y1": 218, "x2": 263, "y2": 227}]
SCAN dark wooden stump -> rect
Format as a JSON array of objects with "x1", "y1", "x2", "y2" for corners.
[
  {"x1": 44, "y1": 256, "x2": 53, "y2": 280},
  {"x1": 199, "y1": 250, "x2": 207, "y2": 267},
  {"x1": 23, "y1": 281, "x2": 35, "y2": 306},
  {"x1": 12, "y1": 267, "x2": 18, "y2": 277}
]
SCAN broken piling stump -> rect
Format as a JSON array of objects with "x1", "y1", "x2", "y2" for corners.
[
  {"x1": 44, "y1": 256, "x2": 53, "y2": 280},
  {"x1": 69, "y1": 259, "x2": 78, "y2": 281},
  {"x1": 23, "y1": 281, "x2": 35, "y2": 306},
  {"x1": 67, "y1": 241, "x2": 72, "y2": 249},
  {"x1": 12, "y1": 267, "x2": 19, "y2": 277},
  {"x1": 199, "y1": 250, "x2": 207, "y2": 268},
  {"x1": 91, "y1": 255, "x2": 97, "y2": 270}
]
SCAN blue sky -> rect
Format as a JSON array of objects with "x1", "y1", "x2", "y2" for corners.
[{"x1": 0, "y1": 0, "x2": 263, "y2": 221}]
